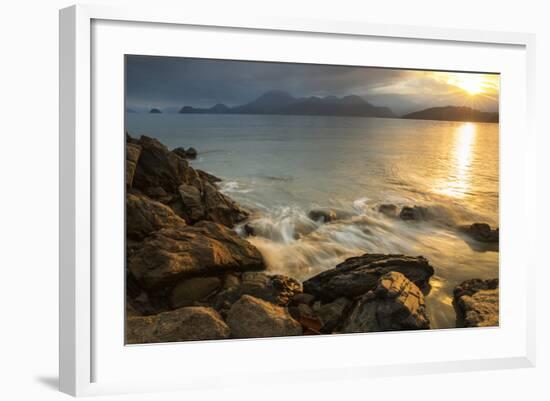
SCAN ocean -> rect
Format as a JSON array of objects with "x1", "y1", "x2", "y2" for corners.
[{"x1": 126, "y1": 113, "x2": 499, "y2": 329}]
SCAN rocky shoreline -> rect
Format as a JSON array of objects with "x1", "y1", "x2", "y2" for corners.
[{"x1": 125, "y1": 134, "x2": 499, "y2": 344}]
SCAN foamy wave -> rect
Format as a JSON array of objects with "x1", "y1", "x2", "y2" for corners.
[{"x1": 219, "y1": 180, "x2": 253, "y2": 194}]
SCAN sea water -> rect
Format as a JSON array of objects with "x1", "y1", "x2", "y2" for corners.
[{"x1": 126, "y1": 113, "x2": 499, "y2": 329}]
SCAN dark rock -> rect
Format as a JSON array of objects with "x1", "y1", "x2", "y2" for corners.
[
  {"x1": 399, "y1": 206, "x2": 429, "y2": 221},
  {"x1": 172, "y1": 184, "x2": 205, "y2": 223},
  {"x1": 186, "y1": 147, "x2": 198, "y2": 158},
  {"x1": 342, "y1": 272, "x2": 430, "y2": 332},
  {"x1": 126, "y1": 192, "x2": 186, "y2": 241},
  {"x1": 128, "y1": 221, "x2": 265, "y2": 290},
  {"x1": 226, "y1": 295, "x2": 302, "y2": 338},
  {"x1": 149, "y1": 108, "x2": 162, "y2": 114},
  {"x1": 126, "y1": 142, "x2": 141, "y2": 188},
  {"x1": 197, "y1": 169, "x2": 222, "y2": 184},
  {"x1": 290, "y1": 293, "x2": 316, "y2": 306},
  {"x1": 172, "y1": 147, "x2": 188, "y2": 159},
  {"x1": 317, "y1": 297, "x2": 352, "y2": 333},
  {"x1": 462, "y1": 223, "x2": 499, "y2": 243},
  {"x1": 308, "y1": 208, "x2": 352, "y2": 223},
  {"x1": 454, "y1": 278, "x2": 499, "y2": 327},
  {"x1": 303, "y1": 254, "x2": 434, "y2": 302},
  {"x1": 203, "y1": 182, "x2": 249, "y2": 227},
  {"x1": 170, "y1": 276, "x2": 222, "y2": 308},
  {"x1": 132, "y1": 136, "x2": 190, "y2": 194},
  {"x1": 126, "y1": 306, "x2": 230, "y2": 344},
  {"x1": 378, "y1": 204, "x2": 398, "y2": 217},
  {"x1": 212, "y1": 272, "x2": 301, "y2": 312}
]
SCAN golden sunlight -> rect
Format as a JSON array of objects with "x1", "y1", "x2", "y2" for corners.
[{"x1": 436, "y1": 122, "x2": 477, "y2": 198}]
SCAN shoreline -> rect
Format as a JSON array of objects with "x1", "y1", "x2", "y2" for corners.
[{"x1": 125, "y1": 133, "x2": 499, "y2": 344}]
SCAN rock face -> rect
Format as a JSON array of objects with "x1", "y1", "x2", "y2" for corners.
[
  {"x1": 132, "y1": 136, "x2": 190, "y2": 194},
  {"x1": 454, "y1": 278, "x2": 499, "y2": 327},
  {"x1": 303, "y1": 254, "x2": 434, "y2": 302},
  {"x1": 126, "y1": 142, "x2": 141, "y2": 187},
  {"x1": 127, "y1": 134, "x2": 247, "y2": 228},
  {"x1": 462, "y1": 223, "x2": 499, "y2": 243},
  {"x1": 128, "y1": 221, "x2": 265, "y2": 289},
  {"x1": 126, "y1": 306, "x2": 230, "y2": 344},
  {"x1": 342, "y1": 272, "x2": 430, "y2": 332},
  {"x1": 126, "y1": 192, "x2": 186, "y2": 241},
  {"x1": 227, "y1": 295, "x2": 302, "y2": 338}
]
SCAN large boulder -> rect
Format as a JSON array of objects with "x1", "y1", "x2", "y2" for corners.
[
  {"x1": 226, "y1": 295, "x2": 302, "y2": 338},
  {"x1": 126, "y1": 192, "x2": 186, "y2": 241},
  {"x1": 126, "y1": 142, "x2": 141, "y2": 187},
  {"x1": 454, "y1": 278, "x2": 499, "y2": 327},
  {"x1": 128, "y1": 221, "x2": 265, "y2": 289},
  {"x1": 132, "y1": 135, "x2": 190, "y2": 194},
  {"x1": 303, "y1": 254, "x2": 434, "y2": 302},
  {"x1": 126, "y1": 306, "x2": 230, "y2": 344},
  {"x1": 342, "y1": 271, "x2": 430, "y2": 332}
]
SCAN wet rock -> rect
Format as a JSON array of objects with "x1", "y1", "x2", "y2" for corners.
[
  {"x1": 213, "y1": 272, "x2": 302, "y2": 312},
  {"x1": 399, "y1": 206, "x2": 429, "y2": 221},
  {"x1": 317, "y1": 297, "x2": 352, "y2": 333},
  {"x1": 342, "y1": 272, "x2": 430, "y2": 332},
  {"x1": 203, "y1": 181, "x2": 249, "y2": 227},
  {"x1": 378, "y1": 204, "x2": 398, "y2": 217},
  {"x1": 303, "y1": 254, "x2": 434, "y2": 302},
  {"x1": 126, "y1": 306, "x2": 230, "y2": 344},
  {"x1": 126, "y1": 142, "x2": 141, "y2": 187},
  {"x1": 170, "y1": 276, "x2": 222, "y2": 308},
  {"x1": 462, "y1": 223, "x2": 499, "y2": 243},
  {"x1": 454, "y1": 278, "x2": 499, "y2": 327},
  {"x1": 308, "y1": 208, "x2": 352, "y2": 223},
  {"x1": 132, "y1": 135, "x2": 190, "y2": 194},
  {"x1": 128, "y1": 221, "x2": 265, "y2": 290},
  {"x1": 227, "y1": 295, "x2": 302, "y2": 338},
  {"x1": 126, "y1": 192, "x2": 186, "y2": 241}
]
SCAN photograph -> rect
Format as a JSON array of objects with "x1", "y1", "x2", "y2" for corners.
[{"x1": 124, "y1": 55, "x2": 500, "y2": 344}]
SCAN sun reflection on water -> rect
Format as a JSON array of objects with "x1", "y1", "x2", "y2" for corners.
[{"x1": 436, "y1": 122, "x2": 477, "y2": 199}]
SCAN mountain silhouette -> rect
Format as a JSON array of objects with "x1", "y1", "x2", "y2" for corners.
[
  {"x1": 402, "y1": 106, "x2": 499, "y2": 123},
  {"x1": 178, "y1": 90, "x2": 395, "y2": 118}
]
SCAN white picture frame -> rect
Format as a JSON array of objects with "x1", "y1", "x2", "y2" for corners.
[{"x1": 59, "y1": 4, "x2": 536, "y2": 397}]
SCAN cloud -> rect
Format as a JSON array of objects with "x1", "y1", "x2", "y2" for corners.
[{"x1": 126, "y1": 55, "x2": 499, "y2": 113}]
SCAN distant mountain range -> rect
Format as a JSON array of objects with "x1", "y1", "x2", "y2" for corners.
[
  {"x1": 402, "y1": 106, "x2": 499, "y2": 123},
  {"x1": 135, "y1": 91, "x2": 499, "y2": 123},
  {"x1": 178, "y1": 90, "x2": 396, "y2": 118}
]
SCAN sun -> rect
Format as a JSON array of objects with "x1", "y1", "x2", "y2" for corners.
[{"x1": 448, "y1": 74, "x2": 487, "y2": 96}]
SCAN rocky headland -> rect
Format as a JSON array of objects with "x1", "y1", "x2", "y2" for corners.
[{"x1": 125, "y1": 133, "x2": 499, "y2": 344}]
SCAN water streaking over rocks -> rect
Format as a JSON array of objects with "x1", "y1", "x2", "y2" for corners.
[{"x1": 126, "y1": 113, "x2": 499, "y2": 331}]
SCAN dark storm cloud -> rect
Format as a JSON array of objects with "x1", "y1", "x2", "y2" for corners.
[{"x1": 125, "y1": 55, "x2": 498, "y2": 114}]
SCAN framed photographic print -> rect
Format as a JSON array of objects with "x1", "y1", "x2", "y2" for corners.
[{"x1": 59, "y1": 4, "x2": 536, "y2": 397}]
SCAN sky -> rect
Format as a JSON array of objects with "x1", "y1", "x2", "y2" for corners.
[{"x1": 126, "y1": 55, "x2": 500, "y2": 115}]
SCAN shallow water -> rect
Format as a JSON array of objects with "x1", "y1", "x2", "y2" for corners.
[{"x1": 127, "y1": 113, "x2": 499, "y2": 329}]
